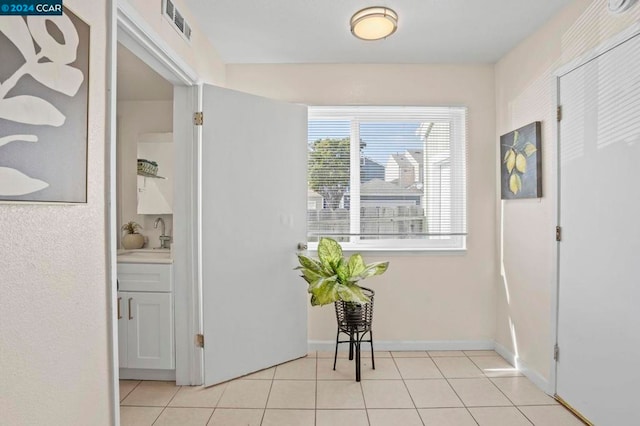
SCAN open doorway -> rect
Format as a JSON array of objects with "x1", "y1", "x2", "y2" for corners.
[
  {"x1": 116, "y1": 44, "x2": 174, "y2": 252},
  {"x1": 115, "y1": 43, "x2": 177, "y2": 383},
  {"x1": 111, "y1": 6, "x2": 202, "y2": 408}
]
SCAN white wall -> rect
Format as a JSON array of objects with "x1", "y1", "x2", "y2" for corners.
[
  {"x1": 495, "y1": 0, "x2": 640, "y2": 387},
  {"x1": 124, "y1": 0, "x2": 226, "y2": 85},
  {"x1": 1, "y1": 0, "x2": 227, "y2": 422},
  {"x1": 226, "y1": 64, "x2": 498, "y2": 345},
  {"x1": 117, "y1": 101, "x2": 173, "y2": 247},
  {"x1": 0, "y1": 1, "x2": 112, "y2": 423}
]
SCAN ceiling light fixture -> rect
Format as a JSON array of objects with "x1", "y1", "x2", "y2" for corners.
[{"x1": 350, "y1": 6, "x2": 398, "y2": 41}]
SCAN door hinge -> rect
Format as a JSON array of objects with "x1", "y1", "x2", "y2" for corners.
[
  {"x1": 554, "y1": 344, "x2": 559, "y2": 361},
  {"x1": 557, "y1": 105, "x2": 562, "y2": 122},
  {"x1": 196, "y1": 333, "x2": 204, "y2": 348},
  {"x1": 193, "y1": 111, "x2": 203, "y2": 126},
  {"x1": 556, "y1": 226, "x2": 562, "y2": 242}
]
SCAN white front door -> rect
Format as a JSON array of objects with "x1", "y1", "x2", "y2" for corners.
[
  {"x1": 200, "y1": 85, "x2": 308, "y2": 386},
  {"x1": 557, "y1": 32, "x2": 640, "y2": 424}
]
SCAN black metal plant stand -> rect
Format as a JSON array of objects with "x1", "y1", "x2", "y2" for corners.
[{"x1": 333, "y1": 287, "x2": 375, "y2": 382}]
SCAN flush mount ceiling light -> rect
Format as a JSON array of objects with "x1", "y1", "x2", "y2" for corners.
[{"x1": 350, "y1": 6, "x2": 398, "y2": 41}]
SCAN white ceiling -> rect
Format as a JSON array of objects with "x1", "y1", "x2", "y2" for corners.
[
  {"x1": 184, "y1": 0, "x2": 573, "y2": 64},
  {"x1": 117, "y1": 44, "x2": 173, "y2": 101}
]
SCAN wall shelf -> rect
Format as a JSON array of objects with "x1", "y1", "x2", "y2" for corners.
[{"x1": 137, "y1": 171, "x2": 166, "y2": 179}]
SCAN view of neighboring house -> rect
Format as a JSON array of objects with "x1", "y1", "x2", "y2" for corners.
[
  {"x1": 361, "y1": 156, "x2": 384, "y2": 182},
  {"x1": 385, "y1": 150, "x2": 423, "y2": 189},
  {"x1": 307, "y1": 120, "x2": 456, "y2": 240}
]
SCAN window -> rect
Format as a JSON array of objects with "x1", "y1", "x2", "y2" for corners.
[{"x1": 307, "y1": 106, "x2": 467, "y2": 250}]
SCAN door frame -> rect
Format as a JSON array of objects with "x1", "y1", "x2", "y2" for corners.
[
  {"x1": 552, "y1": 21, "x2": 640, "y2": 397},
  {"x1": 107, "y1": 1, "x2": 203, "y2": 422}
]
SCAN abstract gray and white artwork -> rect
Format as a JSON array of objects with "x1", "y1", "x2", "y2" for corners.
[{"x1": 0, "y1": 9, "x2": 89, "y2": 202}]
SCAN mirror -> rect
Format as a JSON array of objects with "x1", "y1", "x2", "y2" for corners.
[{"x1": 137, "y1": 132, "x2": 173, "y2": 214}]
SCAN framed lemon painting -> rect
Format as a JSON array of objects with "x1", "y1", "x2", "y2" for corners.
[{"x1": 500, "y1": 121, "x2": 542, "y2": 199}]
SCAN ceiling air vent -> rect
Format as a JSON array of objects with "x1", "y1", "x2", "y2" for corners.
[{"x1": 163, "y1": 0, "x2": 192, "y2": 42}]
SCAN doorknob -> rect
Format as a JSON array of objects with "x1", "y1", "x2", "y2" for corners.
[{"x1": 297, "y1": 242, "x2": 308, "y2": 251}]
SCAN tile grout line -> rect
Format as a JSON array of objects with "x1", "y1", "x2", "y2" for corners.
[
  {"x1": 259, "y1": 375, "x2": 275, "y2": 426},
  {"x1": 435, "y1": 354, "x2": 481, "y2": 426},
  {"x1": 486, "y1": 376, "x2": 517, "y2": 404},
  {"x1": 152, "y1": 382, "x2": 182, "y2": 426},
  {"x1": 205, "y1": 406, "x2": 216, "y2": 426},
  {"x1": 165, "y1": 383, "x2": 182, "y2": 407},
  {"x1": 389, "y1": 352, "x2": 426, "y2": 426},
  {"x1": 208, "y1": 382, "x2": 225, "y2": 426},
  {"x1": 314, "y1": 352, "x2": 318, "y2": 426},
  {"x1": 359, "y1": 373, "x2": 371, "y2": 426},
  {"x1": 120, "y1": 379, "x2": 143, "y2": 402},
  {"x1": 513, "y1": 405, "x2": 537, "y2": 426},
  {"x1": 150, "y1": 407, "x2": 165, "y2": 426}
]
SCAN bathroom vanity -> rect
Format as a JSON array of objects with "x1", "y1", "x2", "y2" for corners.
[{"x1": 117, "y1": 249, "x2": 174, "y2": 380}]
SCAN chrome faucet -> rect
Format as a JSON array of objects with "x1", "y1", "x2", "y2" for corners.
[{"x1": 154, "y1": 217, "x2": 172, "y2": 249}]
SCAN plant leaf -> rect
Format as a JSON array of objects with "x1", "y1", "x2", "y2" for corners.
[
  {"x1": 317, "y1": 237, "x2": 343, "y2": 270},
  {"x1": 512, "y1": 130, "x2": 519, "y2": 146},
  {"x1": 336, "y1": 260, "x2": 349, "y2": 284},
  {"x1": 298, "y1": 268, "x2": 324, "y2": 285},
  {"x1": 307, "y1": 275, "x2": 336, "y2": 292},
  {"x1": 336, "y1": 284, "x2": 370, "y2": 304},
  {"x1": 509, "y1": 173, "x2": 522, "y2": 195},
  {"x1": 27, "y1": 62, "x2": 84, "y2": 96},
  {"x1": 515, "y1": 153, "x2": 527, "y2": 173},
  {"x1": 348, "y1": 253, "x2": 366, "y2": 277},
  {"x1": 505, "y1": 149, "x2": 516, "y2": 173},
  {"x1": 358, "y1": 261, "x2": 389, "y2": 280},
  {"x1": 309, "y1": 278, "x2": 339, "y2": 306},
  {"x1": 0, "y1": 167, "x2": 48, "y2": 196},
  {"x1": 0, "y1": 18, "x2": 36, "y2": 61},
  {"x1": 0, "y1": 95, "x2": 65, "y2": 126},
  {"x1": 524, "y1": 143, "x2": 537, "y2": 157},
  {"x1": 296, "y1": 254, "x2": 324, "y2": 274}
]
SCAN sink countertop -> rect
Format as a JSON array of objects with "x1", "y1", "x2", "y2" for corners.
[{"x1": 117, "y1": 248, "x2": 173, "y2": 264}]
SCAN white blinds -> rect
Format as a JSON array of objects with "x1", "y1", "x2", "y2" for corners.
[{"x1": 307, "y1": 106, "x2": 467, "y2": 249}]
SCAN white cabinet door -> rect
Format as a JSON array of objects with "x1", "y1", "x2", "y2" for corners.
[
  {"x1": 117, "y1": 263, "x2": 175, "y2": 371},
  {"x1": 201, "y1": 85, "x2": 308, "y2": 386},
  {"x1": 125, "y1": 292, "x2": 174, "y2": 370}
]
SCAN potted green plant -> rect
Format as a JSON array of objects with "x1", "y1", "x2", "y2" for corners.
[
  {"x1": 296, "y1": 237, "x2": 388, "y2": 306},
  {"x1": 121, "y1": 221, "x2": 145, "y2": 250},
  {"x1": 297, "y1": 237, "x2": 388, "y2": 381}
]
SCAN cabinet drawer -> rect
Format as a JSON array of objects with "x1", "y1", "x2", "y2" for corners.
[{"x1": 117, "y1": 263, "x2": 173, "y2": 292}]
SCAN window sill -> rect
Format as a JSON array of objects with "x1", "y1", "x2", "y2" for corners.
[{"x1": 305, "y1": 242, "x2": 467, "y2": 255}]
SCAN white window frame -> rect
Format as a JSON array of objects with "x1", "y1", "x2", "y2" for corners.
[{"x1": 307, "y1": 106, "x2": 467, "y2": 252}]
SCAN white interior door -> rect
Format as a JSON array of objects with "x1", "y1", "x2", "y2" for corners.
[
  {"x1": 557, "y1": 32, "x2": 640, "y2": 425},
  {"x1": 200, "y1": 85, "x2": 308, "y2": 386}
]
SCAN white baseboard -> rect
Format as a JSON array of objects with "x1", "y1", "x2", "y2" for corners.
[
  {"x1": 308, "y1": 340, "x2": 495, "y2": 352},
  {"x1": 494, "y1": 342, "x2": 553, "y2": 395}
]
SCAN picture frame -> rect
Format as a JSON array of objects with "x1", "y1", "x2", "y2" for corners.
[
  {"x1": 500, "y1": 121, "x2": 542, "y2": 199},
  {"x1": 0, "y1": 8, "x2": 89, "y2": 203}
]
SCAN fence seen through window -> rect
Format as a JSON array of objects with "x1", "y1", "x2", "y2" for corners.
[{"x1": 307, "y1": 106, "x2": 467, "y2": 250}]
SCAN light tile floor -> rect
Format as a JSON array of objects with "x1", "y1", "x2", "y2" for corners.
[{"x1": 119, "y1": 350, "x2": 585, "y2": 425}]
